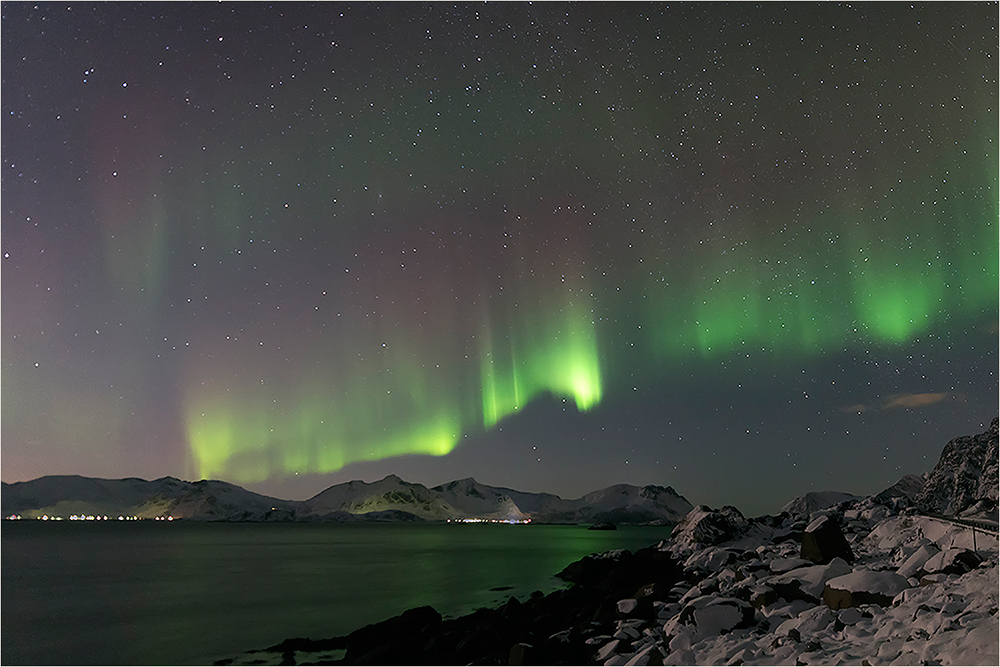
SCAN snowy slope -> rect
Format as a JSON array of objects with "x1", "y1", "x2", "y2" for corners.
[
  {"x1": 549, "y1": 483, "x2": 693, "y2": 524},
  {"x1": 303, "y1": 474, "x2": 459, "y2": 520},
  {"x1": 304, "y1": 475, "x2": 692, "y2": 523},
  {"x1": 779, "y1": 491, "x2": 860, "y2": 517},
  {"x1": 431, "y1": 477, "x2": 567, "y2": 517},
  {"x1": 590, "y1": 501, "x2": 999, "y2": 666},
  {"x1": 1, "y1": 475, "x2": 297, "y2": 520}
]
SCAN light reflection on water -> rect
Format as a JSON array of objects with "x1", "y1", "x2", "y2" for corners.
[{"x1": 1, "y1": 521, "x2": 670, "y2": 665}]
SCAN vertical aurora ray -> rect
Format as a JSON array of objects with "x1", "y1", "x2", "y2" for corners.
[
  {"x1": 181, "y1": 206, "x2": 607, "y2": 483},
  {"x1": 479, "y1": 293, "x2": 603, "y2": 428}
]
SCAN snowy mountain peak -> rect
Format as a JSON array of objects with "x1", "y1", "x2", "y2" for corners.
[
  {"x1": 916, "y1": 417, "x2": 998, "y2": 517},
  {"x1": 780, "y1": 491, "x2": 861, "y2": 518}
]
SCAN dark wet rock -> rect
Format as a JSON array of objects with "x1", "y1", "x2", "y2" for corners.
[
  {"x1": 749, "y1": 585, "x2": 778, "y2": 608},
  {"x1": 278, "y1": 546, "x2": 685, "y2": 665},
  {"x1": 800, "y1": 515, "x2": 855, "y2": 564},
  {"x1": 589, "y1": 520, "x2": 617, "y2": 530},
  {"x1": 342, "y1": 605, "x2": 441, "y2": 664}
]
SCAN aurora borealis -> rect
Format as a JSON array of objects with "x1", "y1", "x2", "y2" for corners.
[{"x1": 3, "y1": 3, "x2": 997, "y2": 515}]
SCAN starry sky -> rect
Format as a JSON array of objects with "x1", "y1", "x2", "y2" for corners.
[{"x1": 2, "y1": 2, "x2": 997, "y2": 516}]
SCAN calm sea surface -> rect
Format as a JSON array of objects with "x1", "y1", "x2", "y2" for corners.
[{"x1": 1, "y1": 521, "x2": 670, "y2": 665}]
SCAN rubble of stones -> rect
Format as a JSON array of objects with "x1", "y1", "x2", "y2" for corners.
[{"x1": 225, "y1": 493, "x2": 997, "y2": 666}]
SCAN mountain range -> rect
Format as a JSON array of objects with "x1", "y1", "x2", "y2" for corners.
[
  {"x1": 5, "y1": 417, "x2": 996, "y2": 525},
  {"x1": 1, "y1": 472, "x2": 694, "y2": 525}
]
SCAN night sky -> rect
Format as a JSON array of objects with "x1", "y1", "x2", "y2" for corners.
[{"x1": 3, "y1": 2, "x2": 997, "y2": 516}]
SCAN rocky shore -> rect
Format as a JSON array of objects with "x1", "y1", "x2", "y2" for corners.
[
  {"x1": 221, "y1": 543, "x2": 682, "y2": 666},
  {"x1": 222, "y1": 419, "x2": 998, "y2": 666},
  {"x1": 221, "y1": 506, "x2": 997, "y2": 666}
]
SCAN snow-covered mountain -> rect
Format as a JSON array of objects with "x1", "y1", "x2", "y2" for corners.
[
  {"x1": 301, "y1": 476, "x2": 692, "y2": 524},
  {"x1": 871, "y1": 472, "x2": 927, "y2": 506},
  {"x1": 917, "y1": 417, "x2": 999, "y2": 517},
  {"x1": 540, "y1": 483, "x2": 693, "y2": 525},
  {"x1": 777, "y1": 420, "x2": 998, "y2": 522},
  {"x1": 0, "y1": 475, "x2": 297, "y2": 521},
  {"x1": 303, "y1": 474, "x2": 460, "y2": 520},
  {"x1": 2, "y1": 473, "x2": 692, "y2": 524},
  {"x1": 780, "y1": 491, "x2": 861, "y2": 517},
  {"x1": 431, "y1": 477, "x2": 566, "y2": 517}
]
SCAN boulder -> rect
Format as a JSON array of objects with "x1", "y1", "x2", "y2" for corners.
[
  {"x1": 769, "y1": 557, "x2": 812, "y2": 574},
  {"x1": 617, "y1": 599, "x2": 639, "y2": 616},
  {"x1": 683, "y1": 547, "x2": 740, "y2": 572},
  {"x1": 919, "y1": 573, "x2": 950, "y2": 586},
  {"x1": 508, "y1": 642, "x2": 532, "y2": 666},
  {"x1": 775, "y1": 604, "x2": 835, "y2": 638},
  {"x1": 800, "y1": 515, "x2": 855, "y2": 564},
  {"x1": 921, "y1": 548, "x2": 983, "y2": 576},
  {"x1": 663, "y1": 596, "x2": 755, "y2": 641},
  {"x1": 589, "y1": 521, "x2": 618, "y2": 531},
  {"x1": 823, "y1": 569, "x2": 910, "y2": 609},
  {"x1": 595, "y1": 639, "x2": 621, "y2": 662},
  {"x1": 669, "y1": 506, "x2": 749, "y2": 556},
  {"x1": 767, "y1": 557, "x2": 851, "y2": 603},
  {"x1": 896, "y1": 543, "x2": 941, "y2": 579},
  {"x1": 837, "y1": 607, "x2": 863, "y2": 625},
  {"x1": 749, "y1": 585, "x2": 778, "y2": 608},
  {"x1": 624, "y1": 643, "x2": 662, "y2": 666}
]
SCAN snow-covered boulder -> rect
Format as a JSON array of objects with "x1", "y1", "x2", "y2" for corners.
[
  {"x1": 775, "y1": 604, "x2": 835, "y2": 639},
  {"x1": 823, "y1": 569, "x2": 910, "y2": 609},
  {"x1": 767, "y1": 557, "x2": 852, "y2": 602},
  {"x1": 662, "y1": 595, "x2": 754, "y2": 641},
  {"x1": 668, "y1": 506, "x2": 748, "y2": 558},
  {"x1": 769, "y1": 557, "x2": 812, "y2": 574},
  {"x1": 922, "y1": 548, "x2": 984, "y2": 576},
  {"x1": 682, "y1": 547, "x2": 740, "y2": 572},
  {"x1": 896, "y1": 543, "x2": 941, "y2": 579}
]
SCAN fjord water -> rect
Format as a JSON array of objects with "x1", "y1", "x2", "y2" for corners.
[{"x1": 2, "y1": 521, "x2": 670, "y2": 665}]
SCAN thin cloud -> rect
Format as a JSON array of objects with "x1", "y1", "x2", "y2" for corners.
[
  {"x1": 840, "y1": 404, "x2": 869, "y2": 414},
  {"x1": 881, "y1": 393, "x2": 949, "y2": 410}
]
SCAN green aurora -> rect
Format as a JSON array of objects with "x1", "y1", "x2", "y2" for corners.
[
  {"x1": 3, "y1": 3, "x2": 996, "y2": 503},
  {"x1": 184, "y1": 182, "x2": 997, "y2": 482}
]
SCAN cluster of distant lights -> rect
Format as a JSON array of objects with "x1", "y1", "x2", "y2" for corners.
[
  {"x1": 5, "y1": 514, "x2": 175, "y2": 521},
  {"x1": 7, "y1": 514, "x2": 525, "y2": 523},
  {"x1": 447, "y1": 517, "x2": 531, "y2": 524}
]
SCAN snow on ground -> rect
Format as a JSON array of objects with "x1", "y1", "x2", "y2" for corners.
[
  {"x1": 598, "y1": 510, "x2": 998, "y2": 666},
  {"x1": 654, "y1": 560, "x2": 998, "y2": 666}
]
